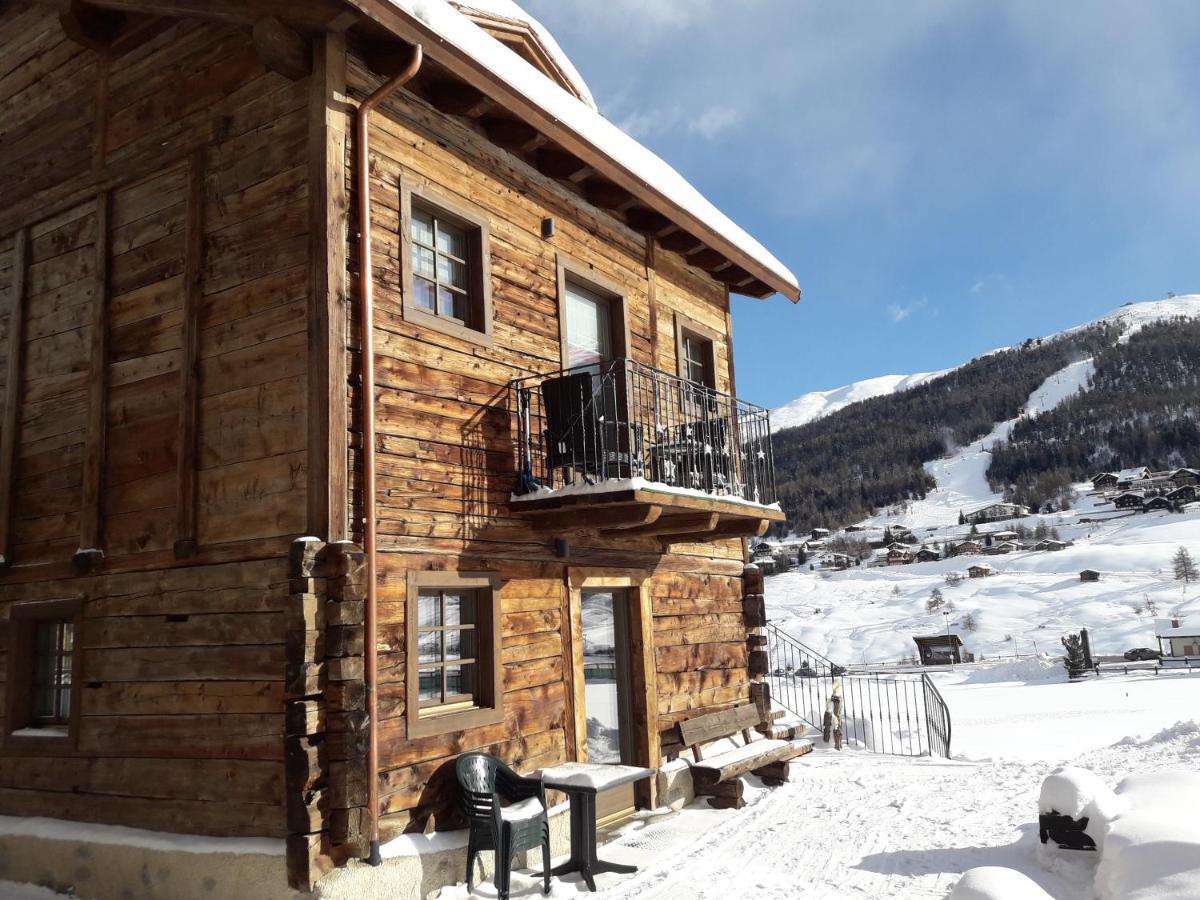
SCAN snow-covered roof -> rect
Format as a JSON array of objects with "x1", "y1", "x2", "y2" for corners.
[
  {"x1": 1155, "y1": 617, "x2": 1200, "y2": 637},
  {"x1": 1116, "y1": 467, "x2": 1150, "y2": 481},
  {"x1": 372, "y1": 0, "x2": 800, "y2": 299}
]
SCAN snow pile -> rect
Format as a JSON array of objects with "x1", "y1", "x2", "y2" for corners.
[
  {"x1": 1038, "y1": 766, "x2": 1126, "y2": 851},
  {"x1": 962, "y1": 654, "x2": 1059, "y2": 685},
  {"x1": 950, "y1": 867, "x2": 1055, "y2": 900},
  {"x1": 1115, "y1": 719, "x2": 1200, "y2": 749},
  {"x1": 1095, "y1": 810, "x2": 1200, "y2": 899}
]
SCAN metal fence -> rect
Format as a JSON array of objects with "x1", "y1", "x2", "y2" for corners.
[
  {"x1": 510, "y1": 358, "x2": 777, "y2": 506},
  {"x1": 764, "y1": 623, "x2": 952, "y2": 758}
]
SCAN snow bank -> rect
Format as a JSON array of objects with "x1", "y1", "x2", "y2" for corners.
[
  {"x1": 949, "y1": 867, "x2": 1055, "y2": 900},
  {"x1": 1115, "y1": 770, "x2": 1200, "y2": 818},
  {"x1": 962, "y1": 654, "x2": 1059, "y2": 684},
  {"x1": 1094, "y1": 809, "x2": 1200, "y2": 899},
  {"x1": 0, "y1": 816, "x2": 283, "y2": 856},
  {"x1": 1038, "y1": 767, "x2": 1125, "y2": 851}
]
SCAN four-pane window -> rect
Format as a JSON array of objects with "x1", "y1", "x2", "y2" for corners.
[{"x1": 681, "y1": 333, "x2": 713, "y2": 387}]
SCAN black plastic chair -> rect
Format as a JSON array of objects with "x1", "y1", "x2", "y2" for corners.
[{"x1": 456, "y1": 752, "x2": 551, "y2": 899}]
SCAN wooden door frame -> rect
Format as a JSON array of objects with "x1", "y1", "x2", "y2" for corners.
[{"x1": 565, "y1": 568, "x2": 660, "y2": 807}]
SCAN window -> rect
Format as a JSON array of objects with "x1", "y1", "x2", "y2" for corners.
[
  {"x1": 406, "y1": 572, "x2": 503, "y2": 738},
  {"x1": 556, "y1": 256, "x2": 629, "y2": 370},
  {"x1": 5, "y1": 598, "x2": 82, "y2": 750},
  {"x1": 31, "y1": 619, "x2": 73, "y2": 726},
  {"x1": 401, "y1": 185, "x2": 492, "y2": 344},
  {"x1": 681, "y1": 333, "x2": 712, "y2": 388},
  {"x1": 416, "y1": 588, "x2": 479, "y2": 710},
  {"x1": 674, "y1": 313, "x2": 718, "y2": 390}
]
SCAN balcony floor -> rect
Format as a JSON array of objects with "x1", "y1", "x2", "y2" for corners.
[{"x1": 510, "y1": 477, "x2": 785, "y2": 544}]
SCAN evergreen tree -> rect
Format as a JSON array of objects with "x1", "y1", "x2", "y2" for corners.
[
  {"x1": 1174, "y1": 547, "x2": 1199, "y2": 583},
  {"x1": 958, "y1": 510, "x2": 966, "y2": 526},
  {"x1": 1061, "y1": 632, "x2": 1086, "y2": 678}
]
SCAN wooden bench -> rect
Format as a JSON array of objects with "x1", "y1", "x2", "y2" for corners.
[{"x1": 676, "y1": 704, "x2": 812, "y2": 809}]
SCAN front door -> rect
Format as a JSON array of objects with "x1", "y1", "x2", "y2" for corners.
[{"x1": 581, "y1": 588, "x2": 636, "y2": 823}]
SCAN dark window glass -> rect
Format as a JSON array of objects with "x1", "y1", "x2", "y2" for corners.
[
  {"x1": 411, "y1": 207, "x2": 472, "y2": 325},
  {"x1": 31, "y1": 619, "x2": 72, "y2": 726}
]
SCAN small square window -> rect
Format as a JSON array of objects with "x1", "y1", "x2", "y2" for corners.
[{"x1": 402, "y1": 187, "x2": 493, "y2": 345}]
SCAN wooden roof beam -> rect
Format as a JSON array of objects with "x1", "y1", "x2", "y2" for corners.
[
  {"x1": 527, "y1": 504, "x2": 663, "y2": 534},
  {"x1": 536, "y1": 147, "x2": 591, "y2": 181},
  {"x1": 583, "y1": 179, "x2": 636, "y2": 214},
  {"x1": 45, "y1": 0, "x2": 346, "y2": 28},
  {"x1": 607, "y1": 512, "x2": 718, "y2": 539},
  {"x1": 687, "y1": 247, "x2": 732, "y2": 272},
  {"x1": 57, "y1": 0, "x2": 126, "y2": 50},
  {"x1": 427, "y1": 79, "x2": 493, "y2": 119},
  {"x1": 482, "y1": 116, "x2": 546, "y2": 154},
  {"x1": 658, "y1": 230, "x2": 705, "y2": 255},
  {"x1": 625, "y1": 206, "x2": 673, "y2": 236},
  {"x1": 252, "y1": 16, "x2": 312, "y2": 81}
]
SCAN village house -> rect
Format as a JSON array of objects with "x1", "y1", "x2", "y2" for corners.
[
  {"x1": 963, "y1": 502, "x2": 1029, "y2": 525},
  {"x1": 1113, "y1": 492, "x2": 1145, "y2": 510},
  {"x1": 1142, "y1": 495, "x2": 1173, "y2": 512},
  {"x1": 1167, "y1": 485, "x2": 1197, "y2": 504},
  {"x1": 968, "y1": 564, "x2": 995, "y2": 579},
  {"x1": 1170, "y1": 468, "x2": 1199, "y2": 487},
  {"x1": 886, "y1": 547, "x2": 913, "y2": 566},
  {"x1": 1091, "y1": 472, "x2": 1119, "y2": 491},
  {"x1": 0, "y1": 1, "x2": 800, "y2": 894},
  {"x1": 989, "y1": 530, "x2": 1019, "y2": 543},
  {"x1": 915, "y1": 547, "x2": 941, "y2": 563},
  {"x1": 1035, "y1": 539, "x2": 1069, "y2": 552},
  {"x1": 1115, "y1": 466, "x2": 1152, "y2": 490},
  {"x1": 1155, "y1": 617, "x2": 1200, "y2": 658},
  {"x1": 951, "y1": 540, "x2": 982, "y2": 557}
]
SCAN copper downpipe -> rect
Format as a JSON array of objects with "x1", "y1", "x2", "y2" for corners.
[{"x1": 355, "y1": 43, "x2": 423, "y2": 866}]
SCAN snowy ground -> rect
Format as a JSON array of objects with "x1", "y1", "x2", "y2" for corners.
[{"x1": 437, "y1": 664, "x2": 1199, "y2": 900}]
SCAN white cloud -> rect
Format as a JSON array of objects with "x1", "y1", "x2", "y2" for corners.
[
  {"x1": 970, "y1": 274, "x2": 1009, "y2": 295},
  {"x1": 888, "y1": 298, "x2": 930, "y2": 323},
  {"x1": 688, "y1": 106, "x2": 743, "y2": 140}
]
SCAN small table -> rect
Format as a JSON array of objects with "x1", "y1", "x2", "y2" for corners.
[{"x1": 538, "y1": 762, "x2": 656, "y2": 892}]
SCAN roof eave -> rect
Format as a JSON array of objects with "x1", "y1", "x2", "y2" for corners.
[{"x1": 342, "y1": 0, "x2": 801, "y2": 302}]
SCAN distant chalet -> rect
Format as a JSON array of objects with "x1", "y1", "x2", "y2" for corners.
[{"x1": 963, "y1": 502, "x2": 1029, "y2": 525}]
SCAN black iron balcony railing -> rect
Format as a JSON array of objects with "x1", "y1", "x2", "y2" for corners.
[{"x1": 510, "y1": 358, "x2": 778, "y2": 507}]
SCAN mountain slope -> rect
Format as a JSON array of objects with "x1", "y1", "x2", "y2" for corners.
[
  {"x1": 770, "y1": 295, "x2": 1200, "y2": 532},
  {"x1": 772, "y1": 370, "x2": 949, "y2": 431}
]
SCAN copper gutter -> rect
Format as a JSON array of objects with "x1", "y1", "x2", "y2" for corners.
[{"x1": 356, "y1": 42, "x2": 423, "y2": 866}]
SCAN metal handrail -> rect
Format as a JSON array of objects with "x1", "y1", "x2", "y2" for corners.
[
  {"x1": 764, "y1": 622, "x2": 953, "y2": 758},
  {"x1": 509, "y1": 358, "x2": 777, "y2": 506}
]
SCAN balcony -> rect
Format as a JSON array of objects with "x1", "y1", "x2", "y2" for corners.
[{"x1": 509, "y1": 359, "x2": 785, "y2": 544}]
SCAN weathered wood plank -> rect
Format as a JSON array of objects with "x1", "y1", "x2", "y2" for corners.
[
  {"x1": 78, "y1": 193, "x2": 110, "y2": 560},
  {"x1": 0, "y1": 228, "x2": 28, "y2": 568},
  {"x1": 174, "y1": 148, "x2": 204, "y2": 558}
]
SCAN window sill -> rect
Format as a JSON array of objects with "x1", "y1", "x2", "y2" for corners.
[
  {"x1": 406, "y1": 704, "x2": 504, "y2": 739},
  {"x1": 403, "y1": 304, "x2": 494, "y2": 348},
  {"x1": 3, "y1": 727, "x2": 78, "y2": 755}
]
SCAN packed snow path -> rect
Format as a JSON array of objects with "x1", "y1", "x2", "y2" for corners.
[{"x1": 439, "y1": 670, "x2": 1200, "y2": 900}]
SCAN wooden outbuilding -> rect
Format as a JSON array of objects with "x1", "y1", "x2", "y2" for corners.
[
  {"x1": 1079, "y1": 569, "x2": 1101, "y2": 583},
  {"x1": 0, "y1": 2, "x2": 798, "y2": 893},
  {"x1": 912, "y1": 634, "x2": 969, "y2": 665}
]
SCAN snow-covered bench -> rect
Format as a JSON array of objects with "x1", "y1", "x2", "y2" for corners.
[{"x1": 676, "y1": 703, "x2": 812, "y2": 809}]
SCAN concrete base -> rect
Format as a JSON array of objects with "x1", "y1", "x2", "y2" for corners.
[{"x1": 0, "y1": 771, "x2": 699, "y2": 900}]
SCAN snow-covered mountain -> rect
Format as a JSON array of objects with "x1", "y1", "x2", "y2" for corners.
[
  {"x1": 772, "y1": 370, "x2": 950, "y2": 431},
  {"x1": 762, "y1": 294, "x2": 1200, "y2": 665},
  {"x1": 772, "y1": 295, "x2": 1200, "y2": 432}
]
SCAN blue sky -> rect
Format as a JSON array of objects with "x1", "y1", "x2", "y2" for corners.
[{"x1": 523, "y1": 1, "x2": 1200, "y2": 408}]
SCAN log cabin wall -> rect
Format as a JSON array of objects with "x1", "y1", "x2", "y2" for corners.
[
  {"x1": 0, "y1": 6, "x2": 316, "y2": 840},
  {"x1": 345, "y1": 49, "x2": 753, "y2": 837}
]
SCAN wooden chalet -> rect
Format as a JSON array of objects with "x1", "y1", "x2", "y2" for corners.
[
  {"x1": 951, "y1": 540, "x2": 981, "y2": 557},
  {"x1": 1113, "y1": 492, "x2": 1144, "y2": 510},
  {"x1": 914, "y1": 547, "x2": 940, "y2": 563},
  {"x1": 1167, "y1": 485, "x2": 1197, "y2": 504},
  {"x1": 963, "y1": 502, "x2": 1028, "y2": 525},
  {"x1": 1079, "y1": 569, "x2": 1101, "y2": 583},
  {"x1": 1115, "y1": 466, "x2": 1151, "y2": 490},
  {"x1": 1170, "y1": 468, "x2": 1199, "y2": 487},
  {"x1": 0, "y1": 0, "x2": 798, "y2": 893},
  {"x1": 1143, "y1": 495, "x2": 1173, "y2": 512},
  {"x1": 1090, "y1": 472, "x2": 1118, "y2": 491},
  {"x1": 967, "y1": 564, "x2": 994, "y2": 579}
]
